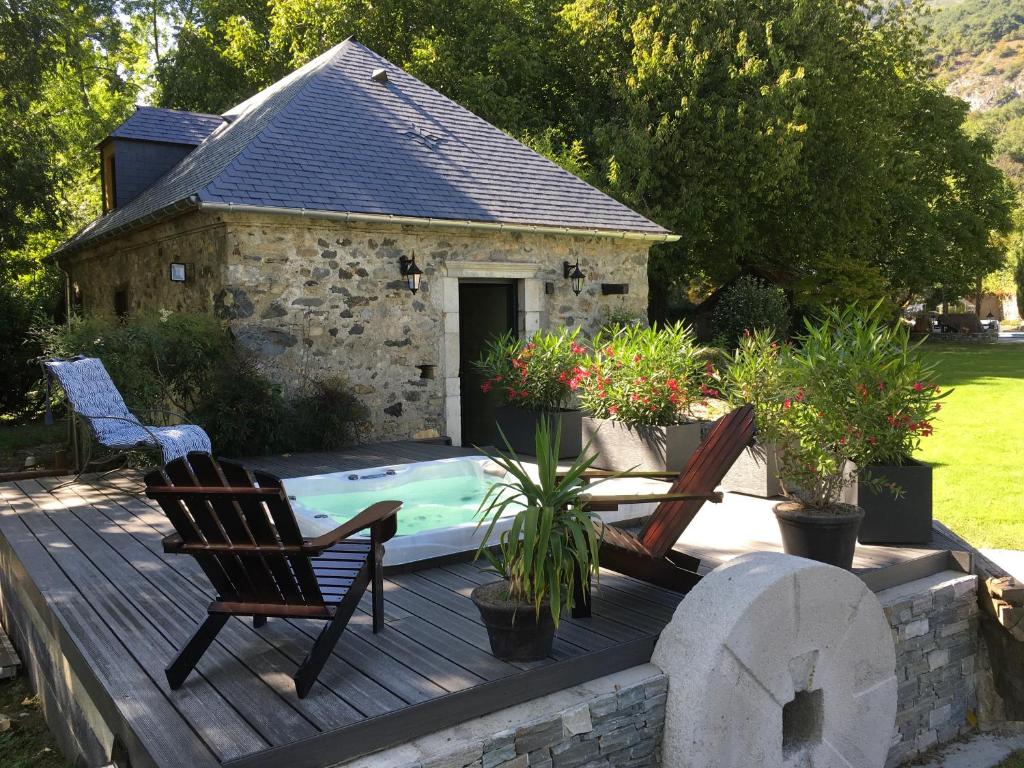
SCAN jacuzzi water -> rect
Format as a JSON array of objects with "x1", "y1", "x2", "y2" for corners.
[
  {"x1": 283, "y1": 456, "x2": 520, "y2": 564},
  {"x1": 283, "y1": 455, "x2": 655, "y2": 565}
]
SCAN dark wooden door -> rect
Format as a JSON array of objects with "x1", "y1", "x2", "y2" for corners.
[{"x1": 459, "y1": 281, "x2": 517, "y2": 447}]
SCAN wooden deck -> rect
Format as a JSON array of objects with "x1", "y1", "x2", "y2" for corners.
[{"x1": 0, "y1": 441, "x2": 967, "y2": 768}]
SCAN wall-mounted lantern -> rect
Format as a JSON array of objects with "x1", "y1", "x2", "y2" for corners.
[
  {"x1": 563, "y1": 260, "x2": 585, "y2": 296},
  {"x1": 398, "y1": 253, "x2": 423, "y2": 294},
  {"x1": 169, "y1": 263, "x2": 188, "y2": 283}
]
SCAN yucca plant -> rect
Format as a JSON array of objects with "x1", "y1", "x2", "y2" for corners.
[{"x1": 475, "y1": 416, "x2": 606, "y2": 627}]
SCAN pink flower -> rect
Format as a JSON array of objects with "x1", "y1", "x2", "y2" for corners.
[
  {"x1": 480, "y1": 381, "x2": 492, "y2": 394},
  {"x1": 609, "y1": 405, "x2": 619, "y2": 415},
  {"x1": 913, "y1": 382, "x2": 924, "y2": 392},
  {"x1": 571, "y1": 342, "x2": 585, "y2": 355},
  {"x1": 783, "y1": 398, "x2": 792, "y2": 410}
]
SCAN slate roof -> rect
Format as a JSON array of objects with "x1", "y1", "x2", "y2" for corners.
[
  {"x1": 105, "y1": 106, "x2": 225, "y2": 146},
  {"x1": 56, "y1": 40, "x2": 671, "y2": 256}
]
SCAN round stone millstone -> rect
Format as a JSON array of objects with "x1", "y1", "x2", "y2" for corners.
[{"x1": 652, "y1": 552, "x2": 897, "y2": 768}]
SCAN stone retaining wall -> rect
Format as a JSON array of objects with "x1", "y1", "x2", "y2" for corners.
[
  {"x1": 878, "y1": 571, "x2": 980, "y2": 767},
  {"x1": 338, "y1": 666, "x2": 666, "y2": 768}
]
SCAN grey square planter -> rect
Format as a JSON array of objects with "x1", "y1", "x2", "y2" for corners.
[
  {"x1": 856, "y1": 458, "x2": 933, "y2": 544},
  {"x1": 720, "y1": 442, "x2": 781, "y2": 498},
  {"x1": 581, "y1": 416, "x2": 704, "y2": 472},
  {"x1": 494, "y1": 406, "x2": 583, "y2": 459}
]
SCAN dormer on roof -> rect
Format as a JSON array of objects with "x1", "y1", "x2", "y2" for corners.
[{"x1": 98, "y1": 106, "x2": 225, "y2": 213}]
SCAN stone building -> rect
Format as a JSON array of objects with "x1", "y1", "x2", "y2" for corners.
[{"x1": 52, "y1": 40, "x2": 676, "y2": 445}]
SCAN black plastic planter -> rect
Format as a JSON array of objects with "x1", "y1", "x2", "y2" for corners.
[
  {"x1": 774, "y1": 501, "x2": 864, "y2": 570},
  {"x1": 494, "y1": 407, "x2": 582, "y2": 459},
  {"x1": 857, "y1": 459, "x2": 933, "y2": 545},
  {"x1": 471, "y1": 581, "x2": 556, "y2": 661}
]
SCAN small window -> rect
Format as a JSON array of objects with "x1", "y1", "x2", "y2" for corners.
[
  {"x1": 102, "y1": 149, "x2": 117, "y2": 213},
  {"x1": 113, "y1": 286, "x2": 129, "y2": 320}
]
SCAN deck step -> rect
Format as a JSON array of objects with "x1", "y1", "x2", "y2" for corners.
[{"x1": 0, "y1": 624, "x2": 21, "y2": 680}]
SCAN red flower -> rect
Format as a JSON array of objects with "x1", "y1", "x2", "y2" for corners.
[
  {"x1": 705, "y1": 362, "x2": 715, "y2": 375},
  {"x1": 608, "y1": 405, "x2": 619, "y2": 415},
  {"x1": 667, "y1": 379, "x2": 679, "y2": 391},
  {"x1": 912, "y1": 382, "x2": 924, "y2": 392},
  {"x1": 633, "y1": 354, "x2": 642, "y2": 363},
  {"x1": 795, "y1": 388, "x2": 805, "y2": 402},
  {"x1": 783, "y1": 398, "x2": 792, "y2": 409},
  {"x1": 701, "y1": 385, "x2": 719, "y2": 398},
  {"x1": 571, "y1": 342, "x2": 586, "y2": 355},
  {"x1": 604, "y1": 345, "x2": 615, "y2": 356},
  {"x1": 480, "y1": 381, "x2": 492, "y2": 394}
]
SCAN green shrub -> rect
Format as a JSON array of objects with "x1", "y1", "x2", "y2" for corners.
[
  {"x1": 287, "y1": 377, "x2": 371, "y2": 452},
  {"x1": 38, "y1": 312, "x2": 369, "y2": 459},
  {"x1": 711, "y1": 276, "x2": 790, "y2": 349}
]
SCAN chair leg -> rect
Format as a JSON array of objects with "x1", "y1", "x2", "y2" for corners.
[
  {"x1": 371, "y1": 542, "x2": 385, "y2": 634},
  {"x1": 166, "y1": 614, "x2": 229, "y2": 690},
  {"x1": 253, "y1": 615, "x2": 266, "y2": 628},
  {"x1": 571, "y1": 574, "x2": 592, "y2": 619},
  {"x1": 294, "y1": 583, "x2": 364, "y2": 698}
]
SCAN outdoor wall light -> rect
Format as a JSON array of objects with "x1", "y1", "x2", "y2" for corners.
[
  {"x1": 563, "y1": 260, "x2": 585, "y2": 296},
  {"x1": 398, "y1": 253, "x2": 423, "y2": 294},
  {"x1": 169, "y1": 263, "x2": 188, "y2": 283}
]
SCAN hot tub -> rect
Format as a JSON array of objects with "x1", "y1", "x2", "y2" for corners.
[{"x1": 283, "y1": 455, "x2": 648, "y2": 565}]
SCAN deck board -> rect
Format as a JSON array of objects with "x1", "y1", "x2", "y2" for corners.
[{"x1": 0, "y1": 441, "x2": 970, "y2": 768}]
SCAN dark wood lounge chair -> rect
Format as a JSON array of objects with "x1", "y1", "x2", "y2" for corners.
[
  {"x1": 144, "y1": 452, "x2": 400, "y2": 698},
  {"x1": 571, "y1": 404, "x2": 755, "y2": 614}
]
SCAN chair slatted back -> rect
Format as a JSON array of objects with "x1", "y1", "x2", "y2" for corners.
[
  {"x1": 145, "y1": 453, "x2": 325, "y2": 606},
  {"x1": 638, "y1": 404, "x2": 756, "y2": 558}
]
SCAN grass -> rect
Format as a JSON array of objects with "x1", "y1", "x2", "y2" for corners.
[
  {"x1": 917, "y1": 344, "x2": 1024, "y2": 549},
  {"x1": 0, "y1": 675, "x2": 69, "y2": 768},
  {"x1": 995, "y1": 750, "x2": 1024, "y2": 767}
]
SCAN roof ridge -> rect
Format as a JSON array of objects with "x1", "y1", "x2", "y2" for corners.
[{"x1": 134, "y1": 105, "x2": 225, "y2": 120}]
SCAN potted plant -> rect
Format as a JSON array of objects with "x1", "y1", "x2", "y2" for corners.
[
  {"x1": 852, "y1": 323, "x2": 946, "y2": 544},
  {"x1": 718, "y1": 329, "x2": 788, "y2": 497},
  {"x1": 474, "y1": 328, "x2": 586, "y2": 458},
  {"x1": 772, "y1": 303, "x2": 917, "y2": 569},
  {"x1": 471, "y1": 417, "x2": 603, "y2": 661},
  {"x1": 576, "y1": 322, "x2": 713, "y2": 471}
]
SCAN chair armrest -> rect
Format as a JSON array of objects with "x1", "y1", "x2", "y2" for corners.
[
  {"x1": 303, "y1": 500, "x2": 401, "y2": 552},
  {"x1": 580, "y1": 491, "x2": 723, "y2": 513}
]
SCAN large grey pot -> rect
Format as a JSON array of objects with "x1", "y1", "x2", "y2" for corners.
[
  {"x1": 720, "y1": 441, "x2": 781, "y2": 497},
  {"x1": 494, "y1": 406, "x2": 583, "y2": 459},
  {"x1": 856, "y1": 459, "x2": 933, "y2": 545},
  {"x1": 581, "y1": 417, "x2": 705, "y2": 472}
]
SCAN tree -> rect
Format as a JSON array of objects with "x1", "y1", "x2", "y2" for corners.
[{"x1": 0, "y1": 0, "x2": 152, "y2": 415}]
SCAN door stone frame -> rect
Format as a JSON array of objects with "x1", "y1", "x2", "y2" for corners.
[{"x1": 440, "y1": 261, "x2": 545, "y2": 446}]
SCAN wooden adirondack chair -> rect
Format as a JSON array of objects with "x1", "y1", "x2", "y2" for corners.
[
  {"x1": 572, "y1": 404, "x2": 756, "y2": 614},
  {"x1": 144, "y1": 452, "x2": 400, "y2": 698}
]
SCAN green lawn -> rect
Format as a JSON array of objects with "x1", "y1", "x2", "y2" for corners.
[{"x1": 917, "y1": 344, "x2": 1024, "y2": 549}]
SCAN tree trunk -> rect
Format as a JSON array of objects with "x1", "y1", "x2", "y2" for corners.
[{"x1": 975, "y1": 275, "x2": 984, "y2": 318}]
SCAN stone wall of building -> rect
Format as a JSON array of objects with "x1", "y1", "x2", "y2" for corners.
[
  {"x1": 61, "y1": 209, "x2": 652, "y2": 443},
  {"x1": 878, "y1": 571, "x2": 980, "y2": 767},
  {"x1": 58, "y1": 211, "x2": 228, "y2": 318}
]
